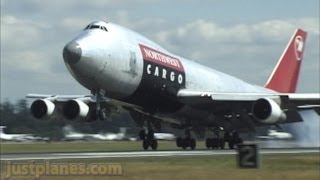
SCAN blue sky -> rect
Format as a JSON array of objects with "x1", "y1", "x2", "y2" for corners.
[{"x1": 1, "y1": 0, "x2": 319, "y2": 102}]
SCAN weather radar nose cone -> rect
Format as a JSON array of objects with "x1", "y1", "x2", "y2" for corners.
[{"x1": 63, "y1": 42, "x2": 82, "y2": 64}]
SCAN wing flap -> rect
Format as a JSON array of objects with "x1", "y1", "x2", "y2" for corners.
[
  {"x1": 178, "y1": 89, "x2": 320, "y2": 108},
  {"x1": 286, "y1": 93, "x2": 320, "y2": 105},
  {"x1": 177, "y1": 89, "x2": 320, "y2": 123},
  {"x1": 177, "y1": 89, "x2": 281, "y2": 101},
  {"x1": 26, "y1": 93, "x2": 138, "y2": 111},
  {"x1": 26, "y1": 94, "x2": 93, "y2": 101}
]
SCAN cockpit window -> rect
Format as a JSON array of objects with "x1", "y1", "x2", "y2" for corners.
[
  {"x1": 101, "y1": 26, "x2": 108, "y2": 31},
  {"x1": 90, "y1": 25, "x2": 100, "y2": 29},
  {"x1": 84, "y1": 25, "x2": 90, "y2": 30},
  {"x1": 83, "y1": 24, "x2": 108, "y2": 32}
]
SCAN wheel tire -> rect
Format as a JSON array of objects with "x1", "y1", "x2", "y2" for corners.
[
  {"x1": 206, "y1": 138, "x2": 213, "y2": 149},
  {"x1": 139, "y1": 130, "x2": 146, "y2": 140},
  {"x1": 190, "y1": 138, "x2": 196, "y2": 150},
  {"x1": 228, "y1": 141, "x2": 234, "y2": 149},
  {"x1": 181, "y1": 139, "x2": 187, "y2": 150},
  {"x1": 213, "y1": 138, "x2": 219, "y2": 149},
  {"x1": 151, "y1": 140, "x2": 158, "y2": 150},
  {"x1": 143, "y1": 140, "x2": 149, "y2": 150},
  {"x1": 234, "y1": 138, "x2": 243, "y2": 149},
  {"x1": 176, "y1": 137, "x2": 182, "y2": 147},
  {"x1": 219, "y1": 139, "x2": 225, "y2": 149}
]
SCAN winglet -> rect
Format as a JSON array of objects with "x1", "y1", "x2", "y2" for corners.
[{"x1": 265, "y1": 29, "x2": 307, "y2": 93}]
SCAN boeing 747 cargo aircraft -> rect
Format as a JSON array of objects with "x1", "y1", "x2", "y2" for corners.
[{"x1": 28, "y1": 21, "x2": 320, "y2": 150}]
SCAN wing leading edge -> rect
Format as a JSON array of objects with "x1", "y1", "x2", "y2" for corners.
[{"x1": 177, "y1": 89, "x2": 320, "y2": 126}]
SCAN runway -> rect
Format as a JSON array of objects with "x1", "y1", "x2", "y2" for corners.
[{"x1": 1, "y1": 148, "x2": 319, "y2": 161}]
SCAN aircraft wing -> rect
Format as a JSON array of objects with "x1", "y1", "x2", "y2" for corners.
[
  {"x1": 26, "y1": 94, "x2": 137, "y2": 120},
  {"x1": 177, "y1": 90, "x2": 320, "y2": 108},
  {"x1": 177, "y1": 89, "x2": 320, "y2": 130},
  {"x1": 26, "y1": 94, "x2": 96, "y2": 102},
  {"x1": 26, "y1": 93, "x2": 135, "y2": 107}
]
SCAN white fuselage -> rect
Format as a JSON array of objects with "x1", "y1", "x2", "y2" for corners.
[{"x1": 64, "y1": 21, "x2": 271, "y2": 124}]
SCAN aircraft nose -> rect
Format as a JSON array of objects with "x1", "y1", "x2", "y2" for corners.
[{"x1": 63, "y1": 41, "x2": 82, "y2": 64}]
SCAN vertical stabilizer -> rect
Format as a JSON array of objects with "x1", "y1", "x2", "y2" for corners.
[{"x1": 265, "y1": 29, "x2": 307, "y2": 93}]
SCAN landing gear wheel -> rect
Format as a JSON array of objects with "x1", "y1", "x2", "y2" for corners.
[
  {"x1": 229, "y1": 132, "x2": 242, "y2": 149},
  {"x1": 228, "y1": 141, "x2": 235, "y2": 149},
  {"x1": 182, "y1": 138, "x2": 189, "y2": 150},
  {"x1": 139, "y1": 130, "x2": 146, "y2": 140},
  {"x1": 143, "y1": 140, "x2": 149, "y2": 150},
  {"x1": 206, "y1": 127, "x2": 228, "y2": 150},
  {"x1": 151, "y1": 139, "x2": 158, "y2": 150},
  {"x1": 176, "y1": 137, "x2": 182, "y2": 147},
  {"x1": 213, "y1": 138, "x2": 220, "y2": 149},
  {"x1": 177, "y1": 128, "x2": 197, "y2": 150},
  {"x1": 140, "y1": 128, "x2": 158, "y2": 150},
  {"x1": 190, "y1": 138, "x2": 196, "y2": 150},
  {"x1": 181, "y1": 142, "x2": 187, "y2": 150},
  {"x1": 179, "y1": 137, "x2": 196, "y2": 150},
  {"x1": 234, "y1": 138, "x2": 243, "y2": 149},
  {"x1": 219, "y1": 139, "x2": 225, "y2": 149},
  {"x1": 206, "y1": 138, "x2": 211, "y2": 149}
]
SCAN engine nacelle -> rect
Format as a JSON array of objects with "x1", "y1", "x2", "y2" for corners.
[
  {"x1": 252, "y1": 98, "x2": 286, "y2": 124},
  {"x1": 30, "y1": 99, "x2": 55, "y2": 119},
  {"x1": 62, "y1": 99, "x2": 89, "y2": 120}
]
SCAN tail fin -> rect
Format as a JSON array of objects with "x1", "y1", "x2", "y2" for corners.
[{"x1": 265, "y1": 29, "x2": 307, "y2": 93}]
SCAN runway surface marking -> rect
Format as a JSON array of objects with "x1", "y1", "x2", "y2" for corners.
[{"x1": 1, "y1": 148, "x2": 319, "y2": 161}]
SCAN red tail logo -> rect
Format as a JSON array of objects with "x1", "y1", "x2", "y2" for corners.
[{"x1": 265, "y1": 29, "x2": 307, "y2": 93}]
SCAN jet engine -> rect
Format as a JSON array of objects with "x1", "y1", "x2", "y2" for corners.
[
  {"x1": 30, "y1": 99, "x2": 55, "y2": 119},
  {"x1": 252, "y1": 98, "x2": 286, "y2": 124},
  {"x1": 62, "y1": 99, "x2": 89, "y2": 120}
]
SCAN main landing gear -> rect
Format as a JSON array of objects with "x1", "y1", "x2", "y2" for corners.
[
  {"x1": 139, "y1": 129, "x2": 158, "y2": 150},
  {"x1": 206, "y1": 128, "x2": 225, "y2": 149},
  {"x1": 206, "y1": 128, "x2": 243, "y2": 149},
  {"x1": 176, "y1": 129, "x2": 196, "y2": 150},
  {"x1": 224, "y1": 131, "x2": 243, "y2": 149}
]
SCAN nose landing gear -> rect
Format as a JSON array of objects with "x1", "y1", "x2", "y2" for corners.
[
  {"x1": 139, "y1": 129, "x2": 158, "y2": 150},
  {"x1": 90, "y1": 89, "x2": 109, "y2": 121}
]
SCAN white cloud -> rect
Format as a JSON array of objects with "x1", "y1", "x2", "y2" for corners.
[
  {"x1": 152, "y1": 18, "x2": 319, "y2": 60},
  {"x1": 3, "y1": 51, "x2": 52, "y2": 73},
  {"x1": 1, "y1": 0, "x2": 319, "y2": 102},
  {"x1": 155, "y1": 18, "x2": 318, "y2": 46},
  {"x1": 1, "y1": 15, "x2": 51, "y2": 50},
  {"x1": 60, "y1": 17, "x2": 92, "y2": 31},
  {"x1": 149, "y1": 18, "x2": 319, "y2": 91}
]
